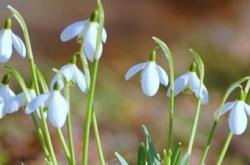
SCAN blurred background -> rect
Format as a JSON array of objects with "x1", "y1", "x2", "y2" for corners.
[{"x1": 0, "y1": 0, "x2": 250, "y2": 164}]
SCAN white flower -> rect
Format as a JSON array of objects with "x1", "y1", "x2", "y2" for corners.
[
  {"x1": 25, "y1": 89, "x2": 69, "y2": 128},
  {"x1": 215, "y1": 100, "x2": 250, "y2": 135},
  {"x1": 125, "y1": 61, "x2": 169, "y2": 96},
  {"x1": 60, "y1": 20, "x2": 107, "y2": 62},
  {"x1": 167, "y1": 71, "x2": 208, "y2": 104},
  {"x1": 9, "y1": 89, "x2": 46, "y2": 117},
  {"x1": 50, "y1": 63, "x2": 88, "y2": 93},
  {"x1": 0, "y1": 84, "x2": 16, "y2": 118},
  {"x1": 0, "y1": 18, "x2": 26, "y2": 63}
]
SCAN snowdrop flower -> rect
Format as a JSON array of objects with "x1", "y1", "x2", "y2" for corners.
[
  {"x1": 50, "y1": 56, "x2": 88, "y2": 93},
  {"x1": 9, "y1": 85, "x2": 45, "y2": 117},
  {"x1": 167, "y1": 63, "x2": 208, "y2": 104},
  {"x1": 0, "y1": 18, "x2": 26, "y2": 63},
  {"x1": 26, "y1": 83, "x2": 69, "y2": 128},
  {"x1": 215, "y1": 98, "x2": 250, "y2": 135},
  {"x1": 125, "y1": 51, "x2": 169, "y2": 96},
  {"x1": 0, "y1": 75, "x2": 16, "y2": 118},
  {"x1": 60, "y1": 10, "x2": 107, "y2": 62}
]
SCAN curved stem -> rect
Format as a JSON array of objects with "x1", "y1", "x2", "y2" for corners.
[
  {"x1": 92, "y1": 110, "x2": 105, "y2": 165},
  {"x1": 64, "y1": 84, "x2": 76, "y2": 165},
  {"x1": 57, "y1": 128, "x2": 71, "y2": 163},
  {"x1": 216, "y1": 132, "x2": 233, "y2": 165}
]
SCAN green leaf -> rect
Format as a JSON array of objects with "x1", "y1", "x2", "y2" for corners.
[
  {"x1": 171, "y1": 143, "x2": 182, "y2": 165},
  {"x1": 163, "y1": 149, "x2": 171, "y2": 165},
  {"x1": 180, "y1": 153, "x2": 190, "y2": 165},
  {"x1": 142, "y1": 125, "x2": 161, "y2": 165},
  {"x1": 138, "y1": 143, "x2": 146, "y2": 165},
  {"x1": 115, "y1": 152, "x2": 129, "y2": 165}
]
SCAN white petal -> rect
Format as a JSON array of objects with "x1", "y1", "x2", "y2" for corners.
[
  {"x1": 7, "y1": 92, "x2": 25, "y2": 114},
  {"x1": 229, "y1": 101, "x2": 248, "y2": 135},
  {"x1": 84, "y1": 42, "x2": 95, "y2": 62},
  {"x1": 72, "y1": 65, "x2": 88, "y2": 93},
  {"x1": 83, "y1": 22, "x2": 98, "y2": 48},
  {"x1": 214, "y1": 101, "x2": 236, "y2": 118},
  {"x1": 11, "y1": 32, "x2": 26, "y2": 57},
  {"x1": 156, "y1": 65, "x2": 169, "y2": 86},
  {"x1": 60, "y1": 21, "x2": 86, "y2": 42},
  {"x1": 60, "y1": 64, "x2": 75, "y2": 80},
  {"x1": 244, "y1": 102, "x2": 250, "y2": 116},
  {"x1": 47, "y1": 91, "x2": 69, "y2": 128},
  {"x1": 95, "y1": 43, "x2": 103, "y2": 60},
  {"x1": 167, "y1": 72, "x2": 189, "y2": 97},
  {"x1": 0, "y1": 30, "x2": 12, "y2": 63},
  {"x1": 125, "y1": 63, "x2": 146, "y2": 80},
  {"x1": 0, "y1": 97, "x2": 5, "y2": 118},
  {"x1": 102, "y1": 28, "x2": 107, "y2": 43},
  {"x1": 25, "y1": 93, "x2": 50, "y2": 114},
  {"x1": 190, "y1": 72, "x2": 209, "y2": 104},
  {"x1": 141, "y1": 62, "x2": 160, "y2": 96},
  {"x1": 0, "y1": 84, "x2": 15, "y2": 100}
]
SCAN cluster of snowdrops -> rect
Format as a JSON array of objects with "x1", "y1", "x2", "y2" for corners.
[{"x1": 0, "y1": 1, "x2": 249, "y2": 165}]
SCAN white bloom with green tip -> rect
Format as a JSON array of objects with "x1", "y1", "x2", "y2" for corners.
[
  {"x1": 125, "y1": 61, "x2": 168, "y2": 97},
  {"x1": 25, "y1": 88, "x2": 69, "y2": 128},
  {"x1": 60, "y1": 11, "x2": 107, "y2": 62},
  {"x1": 0, "y1": 84, "x2": 16, "y2": 118},
  {"x1": 167, "y1": 64, "x2": 208, "y2": 104},
  {"x1": 215, "y1": 100, "x2": 250, "y2": 135},
  {"x1": 50, "y1": 63, "x2": 88, "y2": 93},
  {"x1": 0, "y1": 18, "x2": 26, "y2": 63}
]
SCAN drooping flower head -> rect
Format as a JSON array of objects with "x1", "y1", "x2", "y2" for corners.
[
  {"x1": 50, "y1": 55, "x2": 88, "y2": 93},
  {"x1": 26, "y1": 82, "x2": 69, "y2": 128},
  {"x1": 0, "y1": 18, "x2": 26, "y2": 63},
  {"x1": 0, "y1": 74, "x2": 16, "y2": 118},
  {"x1": 167, "y1": 63, "x2": 208, "y2": 104},
  {"x1": 125, "y1": 50, "x2": 169, "y2": 96},
  {"x1": 60, "y1": 10, "x2": 107, "y2": 62},
  {"x1": 215, "y1": 91, "x2": 250, "y2": 135}
]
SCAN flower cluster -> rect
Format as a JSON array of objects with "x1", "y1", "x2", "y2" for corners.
[{"x1": 0, "y1": 9, "x2": 107, "y2": 129}]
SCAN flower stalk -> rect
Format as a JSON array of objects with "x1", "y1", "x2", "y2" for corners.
[
  {"x1": 186, "y1": 49, "x2": 205, "y2": 162},
  {"x1": 152, "y1": 37, "x2": 175, "y2": 150},
  {"x1": 7, "y1": 6, "x2": 57, "y2": 164},
  {"x1": 64, "y1": 83, "x2": 76, "y2": 165}
]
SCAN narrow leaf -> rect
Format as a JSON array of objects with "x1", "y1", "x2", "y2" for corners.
[
  {"x1": 138, "y1": 143, "x2": 146, "y2": 165},
  {"x1": 115, "y1": 152, "x2": 129, "y2": 165}
]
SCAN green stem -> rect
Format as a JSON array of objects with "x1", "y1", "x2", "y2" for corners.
[
  {"x1": 40, "y1": 110, "x2": 58, "y2": 165},
  {"x1": 216, "y1": 132, "x2": 233, "y2": 165},
  {"x1": 57, "y1": 128, "x2": 71, "y2": 163},
  {"x1": 79, "y1": 47, "x2": 91, "y2": 88},
  {"x1": 64, "y1": 84, "x2": 76, "y2": 165},
  {"x1": 8, "y1": 6, "x2": 57, "y2": 164},
  {"x1": 168, "y1": 64, "x2": 175, "y2": 150},
  {"x1": 152, "y1": 37, "x2": 175, "y2": 150},
  {"x1": 92, "y1": 110, "x2": 105, "y2": 165},
  {"x1": 199, "y1": 121, "x2": 218, "y2": 165},
  {"x1": 199, "y1": 76, "x2": 249, "y2": 165},
  {"x1": 187, "y1": 97, "x2": 202, "y2": 159},
  {"x1": 82, "y1": 59, "x2": 99, "y2": 165}
]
